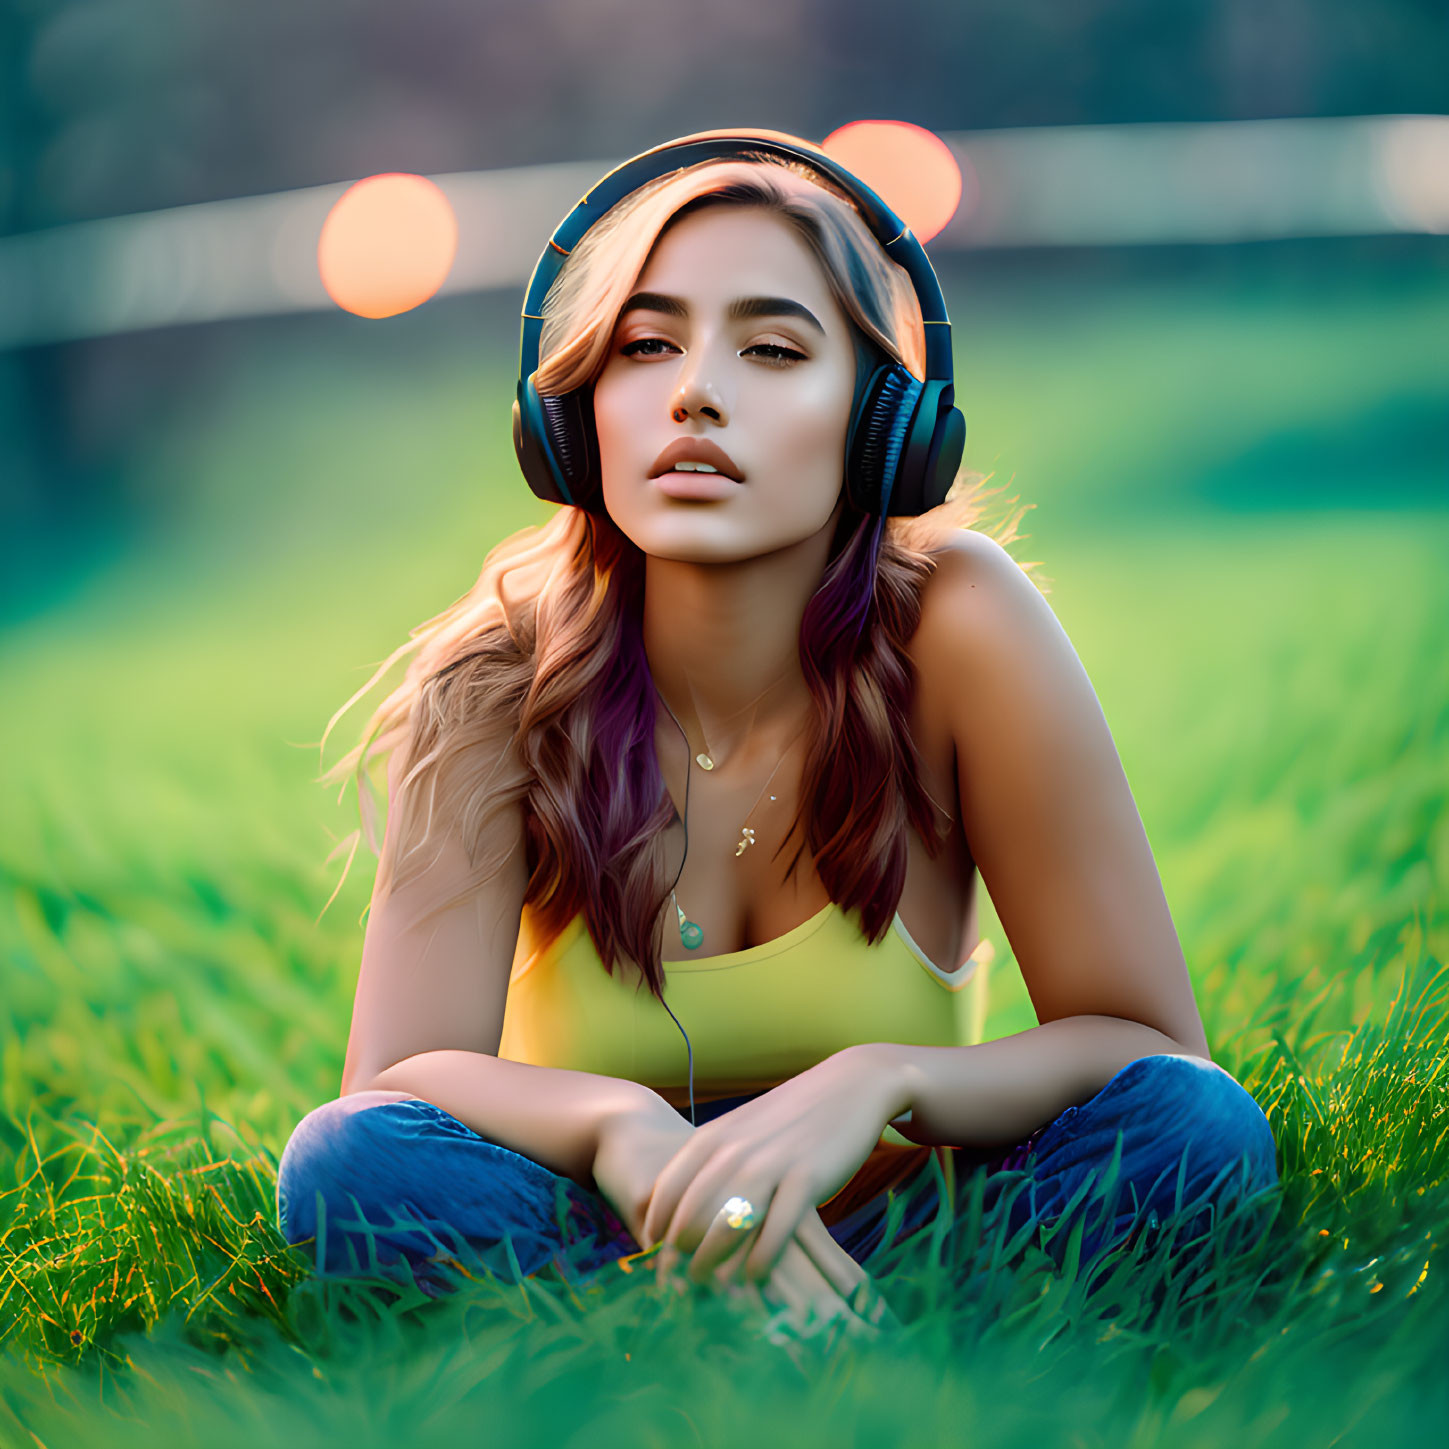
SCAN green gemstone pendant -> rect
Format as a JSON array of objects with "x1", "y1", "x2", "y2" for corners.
[{"x1": 674, "y1": 894, "x2": 704, "y2": 950}]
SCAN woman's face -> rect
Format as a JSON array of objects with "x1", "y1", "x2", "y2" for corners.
[{"x1": 593, "y1": 205, "x2": 860, "y2": 563}]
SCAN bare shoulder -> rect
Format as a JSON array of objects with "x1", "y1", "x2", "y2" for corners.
[{"x1": 909, "y1": 527, "x2": 1054, "y2": 686}]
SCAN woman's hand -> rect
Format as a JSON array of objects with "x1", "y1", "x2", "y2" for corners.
[
  {"x1": 588, "y1": 1091, "x2": 701, "y2": 1249},
  {"x1": 640, "y1": 1046, "x2": 907, "y2": 1288},
  {"x1": 590, "y1": 1089, "x2": 895, "y2": 1338},
  {"x1": 724, "y1": 1209, "x2": 899, "y2": 1344}
]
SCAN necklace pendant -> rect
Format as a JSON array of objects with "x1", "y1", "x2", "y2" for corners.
[
  {"x1": 735, "y1": 826, "x2": 756, "y2": 857},
  {"x1": 674, "y1": 896, "x2": 703, "y2": 950},
  {"x1": 696, "y1": 753, "x2": 714, "y2": 771}
]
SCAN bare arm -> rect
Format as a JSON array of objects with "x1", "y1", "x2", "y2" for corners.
[
  {"x1": 367, "y1": 1049, "x2": 655, "y2": 1190},
  {"x1": 342, "y1": 720, "x2": 657, "y2": 1190},
  {"x1": 877, "y1": 531, "x2": 1208, "y2": 1147},
  {"x1": 859, "y1": 1019, "x2": 1193, "y2": 1151}
]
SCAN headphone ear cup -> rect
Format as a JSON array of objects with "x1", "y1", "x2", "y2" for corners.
[
  {"x1": 846, "y1": 361, "x2": 924, "y2": 515},
  {"x1": 924, "y1": 402, "x2": 966, "y2": 509},
  {"x1": 515, "y1": 379, "x2": 603, "y2": 510},
  {"x1": 541, "y1": 383, "x2": 599, "y2": 501},
  {"x1": 892, "y1": 380, "x2": 966, "y2": 515}
]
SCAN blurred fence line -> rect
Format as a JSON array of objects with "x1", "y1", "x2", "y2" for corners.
[{"x1": 1, "y1": 114, "x2": 1445, "y2": 352}]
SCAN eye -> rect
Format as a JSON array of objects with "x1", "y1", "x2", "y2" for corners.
[
  {"x1": 618, "y1": 337, "x2": 806, "y2": 368},
  {"x1": 619, "y1": 337, "x2": 677, "y2": 358},
  {"x1": 744, "y1": 343, "x2": 806, "y2": 367}
]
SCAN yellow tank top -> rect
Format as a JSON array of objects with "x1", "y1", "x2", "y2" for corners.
[{"x1": 498, "y1": 897, "x2": 992, "y2": 1220}]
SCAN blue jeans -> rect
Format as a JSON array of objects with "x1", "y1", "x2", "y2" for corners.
[{"x1": 275, "y1": 1054, "x2": 1279, "y2": 1298}]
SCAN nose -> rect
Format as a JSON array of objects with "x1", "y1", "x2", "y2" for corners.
[{"x1": 670, "y1": 352, "x2": 729, "y2": 425}]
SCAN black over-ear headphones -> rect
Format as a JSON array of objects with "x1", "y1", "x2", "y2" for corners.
[{"x1": 511, "y1": 126, "x2": 967, "y2": 519}]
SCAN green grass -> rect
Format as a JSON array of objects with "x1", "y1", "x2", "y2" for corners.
[{"x1": 0, "y1": 266, "x2": 1445, "y2": 1445}]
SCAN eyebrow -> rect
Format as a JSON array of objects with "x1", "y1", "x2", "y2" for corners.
[{"x1": 617, "y1": 290, "x2": 826, "y2": 337}]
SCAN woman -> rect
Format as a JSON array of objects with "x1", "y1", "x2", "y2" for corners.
[{"x1": 277, "y1": 133, "x2": 1279, "y2": 1335}]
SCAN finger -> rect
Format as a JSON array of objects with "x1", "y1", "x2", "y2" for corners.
[
  {"x1": 640, "y1": 1126, "x2": 725, "y2": 1248},
  {"x1": 792, "y1": 1211, "x2": 869, "y2": 1300},
  {"x1": 712, "y1": 1225, "x2": 882, "y2": 1344},
  {"x1": 759, "y1": 1236, "x2": 868, "y2": 1337},
  {"x1": 654, "y1": 1150, "x2": 750, "y2": 1260},
  {"x1": 639, "y1": 1140, "x2": 704, "y2": 1249},
  {"x1": 653, "y1": 1243, "x2": 685, "y2": 1295},
  {"x1": 711, "y1": 1231, "x2": 758, "y2": 1289},
  {"x1": 686, "y1": 1188, "x2": 774, "y2": 1285},
  {"x1": 741, "y1": 1176, "x2": 811, "y2": 1285},
  {"x1": 642, "y1": 1187, "x2": 683, "y2": 1254},
  {"x1": 855, "y1": 1283, "x2": 899, "y2": 1331},
  {"x1": 659, "y1": 1228, "x2": 751, "y2": 1297},
  {"x1": 755, "y1": 1235, "x2": 815, "y2": 1322},
  {"x1": 781, "y1": 1220, "x2": 892, "y2": 1337}
]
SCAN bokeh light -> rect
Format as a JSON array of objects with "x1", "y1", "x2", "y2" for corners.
[
  {"x1": 317, "y1": 172, "x2": 459, "y2": 319},
  {"x1": 821, "y1": 120, "x2": 967, "y2": 244}
]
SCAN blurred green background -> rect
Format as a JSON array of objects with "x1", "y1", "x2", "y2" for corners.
[{"x1": 0, "y1": 1, "x2": 1445, "y2": 1444}]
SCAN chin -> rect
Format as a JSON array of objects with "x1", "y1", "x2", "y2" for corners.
[{"x1": 640, "y1": 531, "x2": 761, "y2": 564}]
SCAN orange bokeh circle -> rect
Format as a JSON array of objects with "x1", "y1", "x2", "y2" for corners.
[
  {"x1": 318, "y1": 173, "x2": 459, "y2": 319},
  {"x1": 821, "y1": 121, "x2": 964, "y2": 244}
]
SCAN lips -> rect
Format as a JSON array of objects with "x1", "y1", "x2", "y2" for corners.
[{"x1": 648, "y1": 437, "x2": 745, "y2": 483}]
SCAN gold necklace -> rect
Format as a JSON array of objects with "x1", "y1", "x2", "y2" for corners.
[
  {"x1": 667, "y1": 661, "x2": 796, "y2": 772},
  {"x1": 653, "y1": 681, "x2": 811, "y2": 951}
]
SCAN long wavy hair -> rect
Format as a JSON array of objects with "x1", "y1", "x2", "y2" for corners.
[{"x1": 318, "y1": 149, "x2": 1045, "y2": 1007}]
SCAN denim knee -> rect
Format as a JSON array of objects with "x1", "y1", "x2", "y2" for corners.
[
  {"x1": 275, "y1": 1090, "x2": 434, "y2": 1249},
  {"x1": 274, "y1": 1090, "x2": 609, "y2": 1290},
  {"x1": 1105, "y1": 1053, "x2": 1280, "y2": 1195},
  {"x1": 1006, "y1": 1052, "x2": 1281, "y2": 1257}
]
